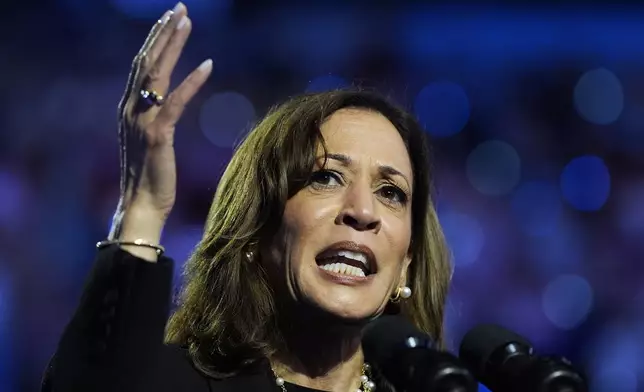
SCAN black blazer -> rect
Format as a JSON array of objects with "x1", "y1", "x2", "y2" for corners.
[{"x1": 41, "y1": 246, "x2": 335, "y2": 392}]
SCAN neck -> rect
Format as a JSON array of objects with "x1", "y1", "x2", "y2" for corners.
[{"x1": 270, "y1": 305, "x2": 367, "y2": 392}]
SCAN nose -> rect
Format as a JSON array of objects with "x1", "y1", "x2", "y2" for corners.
[{"x1": 335, "y1": 183, "x2": 382, "y2": 232}]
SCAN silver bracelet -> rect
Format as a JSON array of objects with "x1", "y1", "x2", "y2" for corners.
[{"x1": 96, "y1": 239, "x2": 166, "y2": 256}]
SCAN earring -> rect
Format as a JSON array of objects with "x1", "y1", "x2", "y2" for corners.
[
  {"x1": 245, "y1": 250, "x2": 254, "y2": 262},
  {"x1": 390, "y1": 286, "x2": 412, "y2": 303}
]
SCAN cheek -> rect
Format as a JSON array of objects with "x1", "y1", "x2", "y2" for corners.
[
  {"x1": 384, "y1": 217, "x2": 413, "y2": 280},
  {"x1": 262, "y1": 225, "x2": 289, "y2": 277},
  {"x1": 386, "y1": 214, "x2": 413, "y2": 253},
  {"x1": 273, "y1": 200, "x2": 330, "y2": 267}
]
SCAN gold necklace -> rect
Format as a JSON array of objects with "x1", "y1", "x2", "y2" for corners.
[{"x1": 272, "y1": 363, "x2": 374, "y2": 392}]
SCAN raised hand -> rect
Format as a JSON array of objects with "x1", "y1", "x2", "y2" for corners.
[{"x1": 109, "y1": 3, "x2": 212, "y2": 260}]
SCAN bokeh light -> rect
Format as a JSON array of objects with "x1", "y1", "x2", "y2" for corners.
[
  {"x1": 439, "y1": 210, "x2": 485, "y2": 267},
  {"x1": 466, "y1": 141, "x2": 521, "y2": 196},
  {"x1": 560, "y1": 156, "x2": 611, "y2": 211},
  {"x1": 510, "y1": 180, "x2": 563, "y2": 237},
  {"x1": 574, "y1": 68, "x2": 624, "y2": 125},
  {"x1": 414, "y1": 81, "x2": 470, "y2": 137},
  {"x1": 199, "y1": 92, "x2": 256, "y2": 149},
  {"x1": 305, "y1": 75, "x2": 349, "y2": 93},
  {"x1": 542, "y1": 274, "x2": 593, "y2": 330}
]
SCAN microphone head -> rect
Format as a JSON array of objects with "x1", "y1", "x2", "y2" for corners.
[
  {"x1": 459, "y1": 324, "x2": 533, "y2": 379},
  {"x1": 362, "y1": 315, "x2": 432, "y2": 364},
  {"x1": 459, "y1": 325, "x2": 588, "y2": 392},
  {"x1": 363, "y1": 316, "x2": 478, "y2": 392}
]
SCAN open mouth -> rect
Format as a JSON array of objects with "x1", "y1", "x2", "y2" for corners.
[{"x1": 315, "y1": 243, "x2": 376, "y2": 278}]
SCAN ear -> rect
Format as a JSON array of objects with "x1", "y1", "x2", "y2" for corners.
[{"x1": 384, "y1": 255, "x2": 413, "y2": 315}]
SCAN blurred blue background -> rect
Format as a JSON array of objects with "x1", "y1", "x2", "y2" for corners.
[{"x1": 2, "y1": 0, "x2": 644, "y2": 391}]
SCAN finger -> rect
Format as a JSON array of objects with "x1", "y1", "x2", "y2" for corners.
[
  {"x1": 127, "y1": 4, "x2": 188, "y2": 123},
  {"x1": 117, "y1": 10, "x2": 173, "y2": 190},
  {"x1": 151, "y1": 15, "x2": 193, "y2": 96},
  {"x1": 136, "y1": 3, "x2": 187, "y2": 95},
  {"x1": 118, "y1": 9, "x2": 173, "y2": 118},
  {"x1": 155, "y1": 59, "x2": 213, "y2": 128},
  {"x1": 136, "y1": 14, "x2": 192, "y2": 123}
]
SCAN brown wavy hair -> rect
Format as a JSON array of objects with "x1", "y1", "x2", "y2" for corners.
[{"x1": 165, "y1": 89, "x2": 453, "y2": 378}]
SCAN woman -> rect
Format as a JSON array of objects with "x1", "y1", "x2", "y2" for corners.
[{"x1": 43, "y1": 3, "x2": 452, "y2": 392}]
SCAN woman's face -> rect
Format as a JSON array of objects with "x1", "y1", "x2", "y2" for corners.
[{"x1": 264, "y1": 108, "x2": 413, "y2": 321}]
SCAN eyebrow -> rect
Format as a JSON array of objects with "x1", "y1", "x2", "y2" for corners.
[{"x1": 323, "y1": 153, "x2": 412, "y2": 188}]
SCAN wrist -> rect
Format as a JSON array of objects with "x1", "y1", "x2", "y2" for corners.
[
  {"x1": 119, "y1": 206, "x2": 166, "y2": 240},
  {"x1": 112, "y1": 207, "x2": 167, "y2": 263}
]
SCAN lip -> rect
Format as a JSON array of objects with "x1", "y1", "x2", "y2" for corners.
[
  {"x1": 317, "y1": 266, "x2": 375, "y2": 286},
  {"x1": 315, "y1": 240, "x2": 377, "y2": 274}
]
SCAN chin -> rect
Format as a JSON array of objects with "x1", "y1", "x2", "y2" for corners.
[
  {"x1": 294, "y1": 268, "x2": 386, "y2": 323},
  {"x1": 310, "y1": 299, "x2": 383, "y2": 326}
]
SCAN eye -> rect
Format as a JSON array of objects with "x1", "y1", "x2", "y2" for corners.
[
  {"x1": 309, "y1": 170, "x2": 343, "y2": 188},
  {"x1": 378, "y1": 185, "x2": 408, "y2": 205}
]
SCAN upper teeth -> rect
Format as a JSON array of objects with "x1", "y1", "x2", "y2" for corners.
[{"x1": 332, "y1": 250, "x2": 370, "y2": 270}]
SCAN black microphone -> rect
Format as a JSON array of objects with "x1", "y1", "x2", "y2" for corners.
[
  {"x1": 459, "y1": 324, "x2": 588, "y2": 392},
  {"x1": 362, "y1": 315, "x2": 478, "y2": 392}
]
